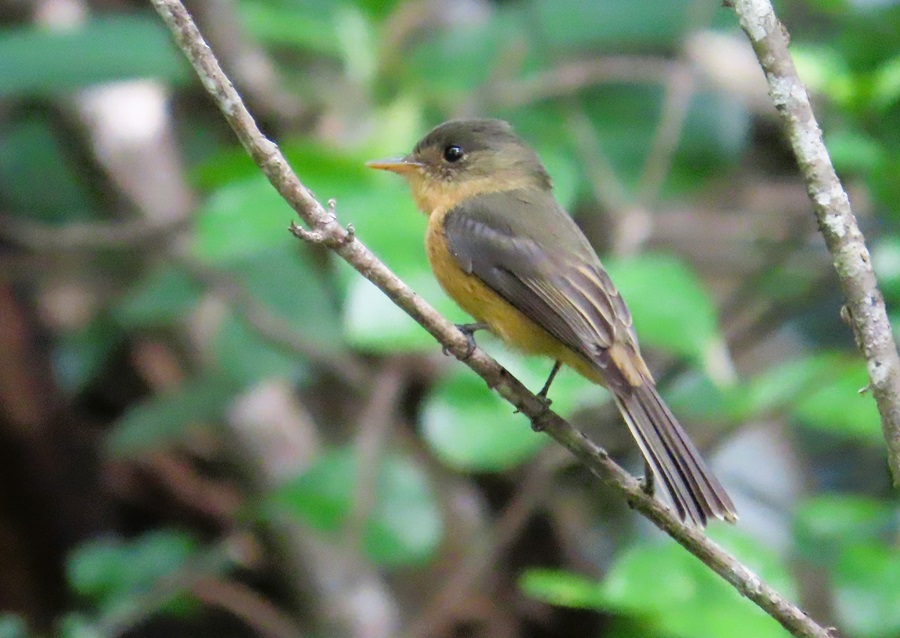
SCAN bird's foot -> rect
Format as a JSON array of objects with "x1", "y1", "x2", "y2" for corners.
[
  {"x1": 443, "y1": 322, "x2": 489, "y2": 358},
  {"x1": 517, "y1": 361, "x2": 560, "y2": 429},
  {"x1": 537, "y1": 361, "x2": 562, "y2": 400},
  {"x1": 514, "y1": 393, "x2": 553, "y2": 432}
]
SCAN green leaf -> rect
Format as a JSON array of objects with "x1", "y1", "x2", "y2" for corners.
[
  {"x1": 192, "y1": 176, "x2": 295, "y2": 262},
  {"x1": 360, "y1": 454, "x2": 443, "y2": 565},
  {"x1": 0, "y1": 616, "x2": 28, "y2": 638},
  {"x1": 210, "y1": 247, "x2": 341, "y2": 384},
  {"x1": 52, "y1": 318, "x2": 122, "y2": 394},
  {"x1": 343, "y1": 271, "x2": 461, "y2": 353},
  {"x1": 793, "y1": 44, "x2": 853, "y2": 104},
  {"x1": 0, "y1": 16, "x2": 187, "y2": 97},
  {"x1": 270, "y1": 448, "x2": 442, "y2": 566},
  {"x1": 107, "y1": 375, "x2": 240, "y2": 457},
  {"x1": 871, "y1": 54, "x2": 900, "y2": 110},
  {"x1": 213, "y1": 316, "x2": 308, "y2": 386},
  {"x1": 792, "y1": 358, "x2": 883, "y2": 444},
  {"x1": 0, "y1": 116, "x2": 94, "y2": 220},
  {"x1": 343, "y1": 275, "x2": 431, "y2": 352},
  {"x1": 525, "y1": 0, "x2": 694, "y2": 52},
  {"x1": 606, "y1": 254, "x2": 723, "y2": 371},
  {"x1": 794, "y1": 494, "x2": 896, "y2": 562},
  {"x1": 577, "y1": 529, "x2": 794, "y2": 638},
  {"x1": 401, "y1": 12, "x2": 523, "y2": 98},
  {"x1": 319, "y1": 178, "x2": 426, "y2": 281},
  {"x1": 420, "y1": 345, "x2": 595, "y2": 471},
  {"x1": 572, "y1": 84, "x2": 749, "y2": 192},
  {"x1": 871, "y1": 237, "x2": 900, "y2": 302},
  {"x1": 115, "y1": 265, "x2": 201, "y2": 327},
  {"x1": 670, "y1": 352, "x2": 886, "y2": 440},
  {"x1": 665, "y1": 372, "x2": 736, "y2": 424},
  {"x1": 519, "y1": 569, "x2": 606, "y2": 610},
  {"x1": 577, "y1": 85, "x2": 666, "y2": 184},
  {"x1": 825, "y1": 128, "x2": 886, "y2": 174},
  {"x1": 229, "y1": 245, "x2": 340, "y2": 331},
  {"x1": 521, "y1": 531, "x2": 797, "y2": 638},
  {"x1": 535, "y1": 145, "x2": 580, "y2": 210},
  {"x1": 238, "y1": 0, "x2": 343, "y2": 56},
  {"x1": 723, "y1": 353, "x2": 844, "y2": 422},
  {"x1": 67, "y1": 531, "x2": 198, "y2": 614},
  {"x1": 669, "y1": 91, "x2": 750, "y2": 191},
  {"x1": 194, "y1": 141, "x2": 430, "y2": 279},
  {"x1": 834, "y1": 543, "x2": 900, "y2": 638},
  {"x1": 59, "y1": 617, "x2": 103, "y2": 638},
  {"x1": 357, "y1": 0, "x2": 405, "y2": 20}
]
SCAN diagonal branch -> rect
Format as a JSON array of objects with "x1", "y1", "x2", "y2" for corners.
[
  {"x1": 150, "y1": 1, "x2": 833, "y2": 636},
  {"x1": 732, "y1": 0, "x2": 900, "y2": 486}
]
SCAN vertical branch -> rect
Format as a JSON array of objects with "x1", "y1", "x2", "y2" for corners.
[{"x1": 731, "y1": 0, "x2": 900, "y2": 485}]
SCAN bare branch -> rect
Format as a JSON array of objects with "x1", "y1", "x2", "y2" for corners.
[
  {"x1": 0, "y1": 215, "x2": 187, "y2": 251},
  {"x1": 486, "y1": 56, "x2": 684, "y2": 110},
  {"x1": 0, "y1": 215, "x2": 370, "y2": 389},
  {"x1": 175, "y1": 254, "x2": 370, "y2": 389},
  {"x1": 732, "y1": 0, "x2": 900, "y2": 485},
  {"x1": 405, "y1": 449, "x2": 563, "y2": 638},
  {"x1": 150, "y1": 1, "x2": 835, "y2": 636},
  {"x1": 191, "y1": 577, "x2": 306, "y2": 638},
  {"x1": 344, "y1": 361, "x2": 406, "y2": 553}
]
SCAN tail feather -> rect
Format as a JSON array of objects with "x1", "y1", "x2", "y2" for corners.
[{"x1": 614, "y1": 382, "x2": 737, "y2": 527}]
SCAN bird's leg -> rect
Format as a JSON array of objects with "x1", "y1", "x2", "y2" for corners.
[
  {"x1": 537, "y1": 360, "x2": 562, "y2": 402},
  {"x1": 520, "y1": 361, "x2": 562, "y2": 430},
  {"x1": 445, "y1": 322, "x2": 490, "y2": 358},
  {"x1": 639, "y1": 459, "x2": 656, "y2": 497}
]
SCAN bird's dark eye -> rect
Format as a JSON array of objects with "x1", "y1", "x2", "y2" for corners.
[{"x1": 443, "y1": 145, "x2": 464, "y2": 163}]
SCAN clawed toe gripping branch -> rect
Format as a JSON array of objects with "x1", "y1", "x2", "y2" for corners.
[
  {"x1": 443, "y1": 322, "x2": 489, "y2": 358},
  {"x1": 150, "y1": 0, "x2": 872, "y2": 635}
]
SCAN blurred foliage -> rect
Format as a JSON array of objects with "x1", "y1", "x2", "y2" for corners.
[
  {"x1": 0, "y1": 0, "x2": 897, "y2": 637},
  {"x1": 0, "y1": 16, "x2": 187, "y2": 97},
  {"x1": 521, "y1": 527, "x2": 797, "y2": 638},
  {"x1": 267, "y1": 447, "x2": 443, "y2": 565},
  {"x1": 67, "y1": 531, "x2": 199, "y2": 617}
]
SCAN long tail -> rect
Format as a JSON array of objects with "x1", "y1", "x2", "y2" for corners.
[{"x1": 614, "y1": 382, "x2": 737, "y2": 527}]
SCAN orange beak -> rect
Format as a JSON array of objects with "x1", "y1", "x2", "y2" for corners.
[{"x1": 365, "y1": 156, "x2": 423, "y2": 175}]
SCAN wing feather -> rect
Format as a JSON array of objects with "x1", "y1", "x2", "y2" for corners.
[{"x1": 443, "y1": 190, "x2": 634, "y2": 372}]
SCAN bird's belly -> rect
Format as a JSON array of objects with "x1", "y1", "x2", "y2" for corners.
[
  {"x1": 425, "y1": 221, "x2": 609, "y2": 386},
  {"x1": 425, "y1": 221, "x2": 577, "y2": 361}
]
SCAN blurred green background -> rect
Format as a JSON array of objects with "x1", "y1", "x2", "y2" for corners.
[{"x1": 0, "y1": 0, "x2": 897, "y2": 637}]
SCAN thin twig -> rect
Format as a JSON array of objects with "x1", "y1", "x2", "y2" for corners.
[
  {"x1": 0, "y1": 215, "x2": 188, "y2": 250},
  {"x1": 636, "y1": 63, "x2": 697, "y2": 207},
  {"x1": 0, "y1": 214, "x2": 370, "y2": 388},
  {"x1": 561, "y1": 106, "x2": 631, "y2": 216},
  {"x1": 635, "y1": 0, "x2": 716, "y2": 208},
  {"x1": 175, "y1": 253, "x2": 369, "y2": 389},
  {"x1": 344, "y1": 361, "x2": 406, "y2": 553},
  {"x1": 732, "y1": 0, "x2": 900, "y2": 485},
  {"x1": 182, "y1": 0, "x2": 309, "y2": 129},
  {"x1": 92, "y1": 532, "x2": 255, "y2": 637},
  {"x1": 150, "y1": 2, "x2": 834, "y2": 636},
  {"x1": 486, "y1": 56, "x2": 684, "y2": 110},
  {"x1": 404, "y1": 450, "x2": 562, "y2": 638},
  {"x1": 192, "y1": 576, "x2": 306, "y2": 638}
]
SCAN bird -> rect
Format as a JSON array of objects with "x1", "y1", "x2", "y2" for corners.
[{"x1": 367, "y1": 118, "x2": 737, "y2": 527}]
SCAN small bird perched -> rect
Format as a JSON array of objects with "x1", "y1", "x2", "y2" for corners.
[{"x1": 368, "y1": 119, "x2": 737, "y2": 527}]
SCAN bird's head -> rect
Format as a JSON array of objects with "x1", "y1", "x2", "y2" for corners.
[{"x1": 367, "y1": 119, "x2": 551, "y2": 214}]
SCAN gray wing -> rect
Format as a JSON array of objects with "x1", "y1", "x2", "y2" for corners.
[
  {"x1": 445, "y1": 192, "x2": 743, "y2": 526},
  {"x1": 443, "y1": 189, "x2": 636, "y2": 385}
]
